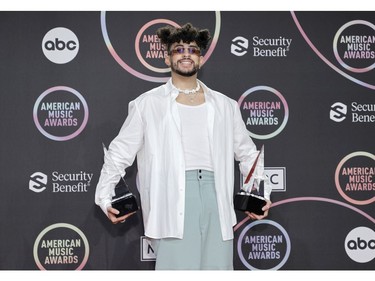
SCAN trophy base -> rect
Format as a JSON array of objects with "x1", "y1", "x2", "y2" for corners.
[
  {"x1": 111, "y1": 193, "x2": 139, "y2": 217},
  {"x1": 234, "y1": 192, "x2": 266, "y2": 215}
]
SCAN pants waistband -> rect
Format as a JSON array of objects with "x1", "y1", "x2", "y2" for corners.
[{"x1": 185, "y1": 169, "x2": 214, "y2": 181}]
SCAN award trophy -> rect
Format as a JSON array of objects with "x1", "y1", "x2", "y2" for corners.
[
  {"x1": 102, "y1": 143, "x2": 139, "y2": 217},
  {"x1": 234, "y1": 145, "x2": 270, "y2": 215}
]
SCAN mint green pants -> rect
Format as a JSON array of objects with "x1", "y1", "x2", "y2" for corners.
[{"x1": 155, "y1": 169, "x2": 233, "y2": 270}]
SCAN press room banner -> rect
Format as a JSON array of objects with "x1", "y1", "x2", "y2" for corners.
[{"x1": 0, "y1": 11, "x2": 374, "y2": 270}]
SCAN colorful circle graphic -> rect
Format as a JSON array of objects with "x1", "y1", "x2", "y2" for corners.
[
  {"x1": 135, "y1": 19, "x2": 179, "y2": 73},
  {"x1": 237, "y1": 219, "x2": 291, "y2": 270},
  {"x1": 234, "y1": 196, "x2": 375, "y2": 269},
  {"x1": 291, "y1": 12, "x2": 375, "y2": 91},
  {"x1": 238, "y1": 85, "x2": 289, "y2": 139},
  {"x1": 33, "y1": 223, "x2": 90, "y2": 270},
  {"x1": 333, "y1": 20, "x2": 375, "y2": 73},
  {"x1": 33, "y1": 86, "x2": 89, "y2": 141},
  {"x1": 100, "y1": 11, "x2": 221, "y2": 83},
  {"x1": 335, "y1": 151, "x2": 375, "y2": 205}
]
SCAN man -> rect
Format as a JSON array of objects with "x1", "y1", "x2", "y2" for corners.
[{"x1": 95, "y1": 23, "x2": 272, "y2": 270}]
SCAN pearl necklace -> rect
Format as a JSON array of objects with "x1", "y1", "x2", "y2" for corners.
[{"x1": 175, "y1": 82, "x2": 200, "y2": 95}]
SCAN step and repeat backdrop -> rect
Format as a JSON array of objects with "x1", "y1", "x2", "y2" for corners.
[{"x1": 0, "y1": 11, "x2": 374, "y2": 270}]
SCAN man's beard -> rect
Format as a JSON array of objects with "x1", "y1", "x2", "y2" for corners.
[{"x1": 170, "y1": 60, "x2": 199, "y2": 77}]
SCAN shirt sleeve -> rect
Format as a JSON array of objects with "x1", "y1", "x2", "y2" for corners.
[
  {"x1": 95, "y1": 100, "x2": 144, "y2": 215},
  {"x1": 232, "y1": 101, "x2": 259, "y2": 175},
  {"x1": 232, "y1": 101, "x2": 271, "y2": 200}
]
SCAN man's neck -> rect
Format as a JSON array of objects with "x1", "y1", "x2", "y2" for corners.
[{"x1": 171, "y1": 74, "x2": 198, "y2": 90}]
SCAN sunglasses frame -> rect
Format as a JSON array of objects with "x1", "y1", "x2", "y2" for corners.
[{"x1": 170, "y1": 46, "x2": 201, "y2": 56}]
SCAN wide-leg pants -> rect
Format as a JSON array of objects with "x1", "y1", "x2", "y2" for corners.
[{"x1": 155, "y1": 169, "x2": 233, "y2": 270}]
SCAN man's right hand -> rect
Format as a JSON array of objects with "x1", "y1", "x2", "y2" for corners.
[{"x1": 107, "y1": 207, "x2": 136, "y2": 224}]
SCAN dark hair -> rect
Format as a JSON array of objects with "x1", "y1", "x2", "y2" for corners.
[{"x1": 156, "y1": 23, "x2": 211, "y2": 53}]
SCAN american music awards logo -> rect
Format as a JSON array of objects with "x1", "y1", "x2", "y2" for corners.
[
  {"x1": 333, "y1": 20, "x2": 375, "y2": 73},
  {"x1": 100, "y1": 11, "x2": 221, "y2": 82},
  {"x1": 238, "y1": 86, "x2": 289, "y2": 140},
  {"x1": 236, "y1": 220, "x2": 291, "y2": 270},
  {"x1": 33, "y1": 86, "x2": 89, "y2": 141},
  {"x1": 335, "y1": 151, "x2": 375, "y2": 205},
  {"x1": 33, "y1": 223, "x2": 89, "y2": 270}
]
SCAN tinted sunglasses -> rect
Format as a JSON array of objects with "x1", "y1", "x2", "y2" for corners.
[{"x1": 170, "y1": 47, "x2": 201, "y2": 56}]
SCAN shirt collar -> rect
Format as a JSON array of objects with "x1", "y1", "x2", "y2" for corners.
[{"x1": 165, "y1": 78, "x2": 179, "y2": 100}]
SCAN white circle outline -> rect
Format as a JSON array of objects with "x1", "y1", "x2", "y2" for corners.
[
  {"x1": 42, "y1": 27, "x2": 79, "y2": 64},
  {"x1": 237, "y1": 219, "x2": 291, "y2": 270},
  {"x1": 135, "y1": 19, "x2": 180, "y2": 73},
  {"x1": 238, "y1": 86, "x2": 289, "y2": 140},
  {"x1": 334, "y1": 151, "x2": 375, "y2": 205},
  {"x1": 333, "y1": 20, "x2": 375, "y2": 73},
  {"x1": 33, "y1": 86, "x2": 89, "y2": 141},
  {"x1": 344, "y1": 226, "x2": 375, "y2": 263},
  {"x1": 33, "y1": 223, "x2": 90, "y2": 270},
  {"x1": 101, "y1": 11, "x2": 221, "y2": 83}
]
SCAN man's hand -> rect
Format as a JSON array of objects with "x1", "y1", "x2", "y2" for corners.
[
  {"x1": 245, "y1": 199, "x2": 272, "y2": 220},
  {"x1": 107, "y1": 207, "x2": 136, "y2": 224}
]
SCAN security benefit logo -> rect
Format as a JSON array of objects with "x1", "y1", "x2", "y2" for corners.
[
  {"x1": 231, "y1": 36, "x2": 249, "y2": 56},
  {"x1": 345, "y1": 226, "x2": 375, "y2": 263},
  {"x1": 33, "y1": 86, "x2": 89, "y2": 141},
  {"x1": 330, "y1": 101, "x2": 375, "y2": 123},
  {"x1": 330, "y1": 102, "x2": 347, "y2": 122},
  {"x1": 29, "y1": 171, "x2": 93, "y2": 193},
  {"x1": 33, "y1": 223, "x2": 89, "y2": 270},
  {"x1": 231, "y1": 35, "x2": 292, "y2": 57},
  {"x1": 238, "y1": 86, "x2": 289, "y2": 140},
  {"x1": 236, "y1": 220, "x2": 291, "y2": 270},
  {"x1": 29, "y1": 172, "x2": 48, "y2": 193}
]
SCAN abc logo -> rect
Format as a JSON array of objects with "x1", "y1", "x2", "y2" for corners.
[
  {"x1": 345, "y1": 226, "x2": 375, "y2": 263},
  {"x1": 44, "y1": 38, "x2": 77, "y2": 51},
  {"x1": 347, "y1": 237, "x2": 375, "y2": 250},
  {"x1": 42, "y1": 27, "x2": 79, "y2": 64}
]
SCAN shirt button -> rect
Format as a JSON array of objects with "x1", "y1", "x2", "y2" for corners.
[{"x1": 179, "y1": 212, "x2": 183, "y2": 216}]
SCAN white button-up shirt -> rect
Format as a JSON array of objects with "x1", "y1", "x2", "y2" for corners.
[{"x1": 95, "y1": 79, "x2": 263, "y2": 241}]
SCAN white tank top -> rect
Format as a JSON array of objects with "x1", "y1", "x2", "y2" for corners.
[{"x1": 177, "y1": 102, "x2": 213, "y2": 171}]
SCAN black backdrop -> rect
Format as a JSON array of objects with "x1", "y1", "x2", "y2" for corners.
[{"x1": 0, "y1": 11, "x2": 374, "y2": 270}]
